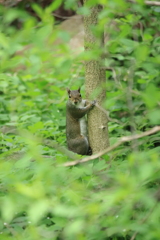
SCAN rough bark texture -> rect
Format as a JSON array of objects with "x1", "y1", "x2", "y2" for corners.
[{"x1": 84, "y1": 3, "x2": 109, "y2": 154}]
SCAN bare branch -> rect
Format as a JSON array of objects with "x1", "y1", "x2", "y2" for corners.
[
  {"x1": 145, "y1": 0, "x2": 160, "y2": 5},
  {"x1": 62, "y1": 126, "x2": 160, "y2": 167},
  {"x1": 128, "y1": 0, "x2": 160, "y2": 6}
]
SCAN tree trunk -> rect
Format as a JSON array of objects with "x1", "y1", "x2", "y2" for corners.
[{"x1": 84, "y1": 3, "x2": 109, "y2": 154}]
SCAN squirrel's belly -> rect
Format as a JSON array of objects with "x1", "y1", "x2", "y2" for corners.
[{"x1": 79, "y1": 117, "x2": 87, "y2": 137}]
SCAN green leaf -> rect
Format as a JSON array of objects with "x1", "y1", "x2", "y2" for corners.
[
  {"x1": 143, "y1": 84, "x2": 160, "y2": 108},
  {"x1": 147, "y1": 110, "x2": 160, "y2": 124},
  {"x1": 28, "y1": 121, "x2": 44, "y2": 133},
  {"x1": 135, "y1": 44, "x2": 149, "y2": 63},
  {"x1": 28, "y1": 200, "x2": 49, "y2": 223}
]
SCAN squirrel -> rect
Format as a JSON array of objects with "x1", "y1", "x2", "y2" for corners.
[{"x1": 66, "y1": 87, "x2": 96, "y2": 155}]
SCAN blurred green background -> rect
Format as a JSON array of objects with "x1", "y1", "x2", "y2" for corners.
[{"x1": 0, "y1": 0, "x2": 160, "y2": 239}]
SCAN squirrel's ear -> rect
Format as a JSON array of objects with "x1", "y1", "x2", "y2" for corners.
[
  {"x1": 78, "y1": 87, "x2": 81, "y2": 93},
  {"x1": 67, "y1": 88, "x2": 71, "y2": 94}
]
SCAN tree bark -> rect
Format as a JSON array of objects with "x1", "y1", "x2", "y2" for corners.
[{"x1": 84, "y1": 3, "x2": 109, "y2": 154}]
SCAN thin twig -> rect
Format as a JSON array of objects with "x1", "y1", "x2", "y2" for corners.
[
  {"x1": 126, "y1": 67, "x2": 138, "y2": 151},
  {"x1": 62, "y1": 126, "x2": 160, "y2": 167},
  {"x1": 95, "y1": 103, "x2": 122, "y2": 124},
  {"x1": 4, "y1": 223, "x2": 16, "y2": 236},
  {"x1": 102, "y1": 67, "x2": 118, "y2": 84},
  {"x1": 126, "y1": 69, "x2": 136, "y2": 132},
  {"x1": 102, "y1": 67, "x2": 122, "y2": 87}
]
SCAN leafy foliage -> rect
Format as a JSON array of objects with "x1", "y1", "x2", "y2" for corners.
[{"x1": 0, "y1": 1, "x2": 160, "y2": 240}]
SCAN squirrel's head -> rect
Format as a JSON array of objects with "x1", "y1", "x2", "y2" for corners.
[{"x1": 67, "y1": 88, "x2": 82, "y2": 105}]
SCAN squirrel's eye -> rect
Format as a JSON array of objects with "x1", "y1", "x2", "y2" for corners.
[
  {"x1": 69, "y1": 95, "x2": 71, "y2": 98},
  {"x1": 79, "y1": 94, "x2": 81, "y2": 97}
]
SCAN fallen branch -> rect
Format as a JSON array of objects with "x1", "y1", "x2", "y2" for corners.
[
  {"x1": 128, "y1": 0, "x2": 160, "y2": 6},
  {"x1": 62, "y1": 126, "x2": 160, "y2": 167},
  {"x1": 145, "y1": 1, "x2": 160, "y2": 5}
]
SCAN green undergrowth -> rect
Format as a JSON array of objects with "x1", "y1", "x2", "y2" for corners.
[{"x1": 0, "y1": 2, "x2": 160, "y2": 240}]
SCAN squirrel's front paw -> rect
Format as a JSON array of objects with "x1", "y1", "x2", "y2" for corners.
[{"x1": 91, "y1": 100, "x2": 96, "y2": 108}]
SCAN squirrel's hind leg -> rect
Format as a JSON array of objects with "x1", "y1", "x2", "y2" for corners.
[{"x1": 68, "y1": 136, "x2": 89, "y2": 155}]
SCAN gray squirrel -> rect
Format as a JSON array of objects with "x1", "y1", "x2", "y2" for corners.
[{"x1": 66, "y1": 88, "x2": 96, "y2": 155}]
